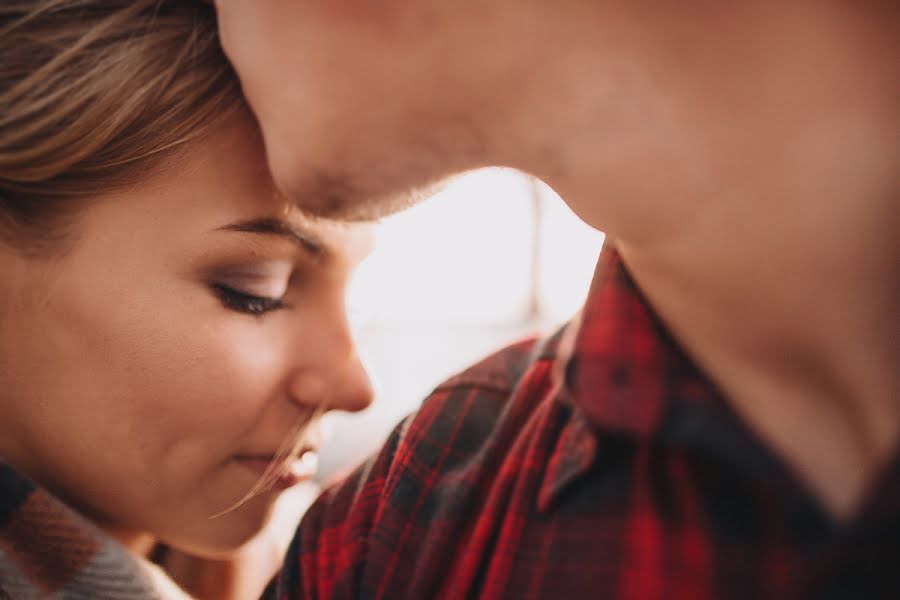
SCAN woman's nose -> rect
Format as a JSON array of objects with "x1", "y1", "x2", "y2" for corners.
[{"x1": 286, "y1": 332, "x2": 374, "y2": 414}]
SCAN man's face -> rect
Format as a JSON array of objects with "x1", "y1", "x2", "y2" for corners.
[
  {"x1": 216, "y1": 1, "x2": 898, "y2": 237},
  {"x1": 216, "y1": 0, "x2": 493, "y2": 221}
]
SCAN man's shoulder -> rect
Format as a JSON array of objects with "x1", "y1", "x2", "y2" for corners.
[
  {"x1": 437, "y1": 324, "x2": 568, "y2": 395},
  {"x1": 273, "y1": 327, "x2": 572, "y2": 598},
  {"x1": 414, "y1": 328, "x2": 564, "y2": 434},
  {"x1": 381, "y1": 328, "x2": 567, "y2": 486},
  {"x1": 319, "y1": 326, "x2": 568, "y2": 504},
  {"x1": 435, "y1": 335, "x2": 546, "y2": 395}
]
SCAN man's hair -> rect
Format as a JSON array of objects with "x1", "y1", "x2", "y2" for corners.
[{"x1": 0, "y1": 0, "x2": 244, "y2": 252}]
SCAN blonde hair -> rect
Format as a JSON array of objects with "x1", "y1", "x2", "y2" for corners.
[{"x1": 0, "y1": 0, "x2": 244, "y2": 251}]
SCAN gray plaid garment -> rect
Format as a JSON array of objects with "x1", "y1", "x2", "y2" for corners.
[{"x1": 0, "y1": 462, "x2": 166, "y2": 600}]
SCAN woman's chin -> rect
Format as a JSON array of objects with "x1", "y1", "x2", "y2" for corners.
[{"x1": 160, "y1": 495, "x2": 279, "y2": 559}]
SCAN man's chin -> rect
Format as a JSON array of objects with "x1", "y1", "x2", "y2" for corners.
[{"x1": 281, "y1": 171, "x2": 451, "y2": 223}]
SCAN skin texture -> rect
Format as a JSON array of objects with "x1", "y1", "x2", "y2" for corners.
[
  {"x1": 214, "y1": 0, "x2": 900, "y2": 519},
  {"x1": 0, "y1": 113, "x2": 374, "y2": 565}
]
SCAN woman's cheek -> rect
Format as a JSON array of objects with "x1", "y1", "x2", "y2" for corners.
[
  {"x1": 181, "y1": 323, "x2": 288, "y2": 424},
  {"x1": 113, "y1": 322, "x2": 277, "y2": 460}
]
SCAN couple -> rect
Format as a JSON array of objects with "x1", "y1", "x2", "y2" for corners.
[{"x1": 1, "y1": 1, "x2": 897, "y2": 598}]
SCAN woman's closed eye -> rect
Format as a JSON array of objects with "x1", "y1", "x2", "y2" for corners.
[
  {"x1": 205, "y1": 259, "x2": 295, "y2": 317},
  {"x1": 211, "y1": 283, "x2": 287, "y2": 316}
]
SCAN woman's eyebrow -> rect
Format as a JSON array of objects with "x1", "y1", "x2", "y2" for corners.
[{"x1": 215, "y1": 217, "x2": 330, "y2": 260}]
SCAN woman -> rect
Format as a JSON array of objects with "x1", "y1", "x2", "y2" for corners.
[{"x1": 0, "y1": 1, "x2": 373, "y2": 598}]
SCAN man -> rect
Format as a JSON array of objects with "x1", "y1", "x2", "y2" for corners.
[{"x1": 214, "y1": 2, "x2": 899, "y2": 598}]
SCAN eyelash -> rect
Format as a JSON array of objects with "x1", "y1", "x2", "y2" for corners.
[{"x1": 212, "y1": 284, "x2": 287, "y2": 316}]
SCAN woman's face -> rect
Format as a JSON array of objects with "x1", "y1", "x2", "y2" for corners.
[{"x1": 0, "y1": 114, "x2": 374, "y2": 556}]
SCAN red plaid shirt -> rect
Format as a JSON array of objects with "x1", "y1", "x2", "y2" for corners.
[{"x1": 264, "y1": 248, "x2": 899, "y2": 599}]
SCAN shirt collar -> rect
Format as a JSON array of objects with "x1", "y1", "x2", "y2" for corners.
[
  {"x1": 563, "y1": 244, "x2": 721, "y2": 437},
  {"x1": 538, "y1": 244, "x2": 723, "y2": 511}
]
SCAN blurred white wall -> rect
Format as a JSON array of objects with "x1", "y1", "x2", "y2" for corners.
[{"x1": 320, "y1": 168, "x2": 604, "y2": 480}]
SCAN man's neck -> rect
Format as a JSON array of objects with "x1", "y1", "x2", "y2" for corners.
[
  {"x1": 616, "y1": 206, "x2": 899, "y2": 520},
  {"x1": 492, "y1": 2, "x2": 900, "y2": 519}
]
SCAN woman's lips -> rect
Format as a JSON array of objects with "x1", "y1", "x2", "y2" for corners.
[{"x1": 234, "y1": 451, "x2": 319, "y2": 490}]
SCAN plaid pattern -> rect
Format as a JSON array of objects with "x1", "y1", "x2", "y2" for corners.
[
  {"x1": 265, "y1": 247, "x2": 900, "y2": 599},
  {"x1": 0, "y1": 464, "x2": 164, "y2": 599}
]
